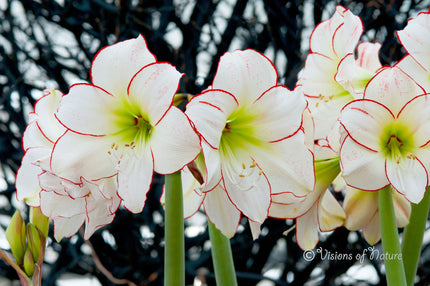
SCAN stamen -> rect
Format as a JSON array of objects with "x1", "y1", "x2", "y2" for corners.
[
  {"x1": 242, "y1": 163, "x2": 246, "y2": 169},
  {"x1": 406, "y1": 153, "x2": 416, "y2": 160},
  {"x1": 111, "y1": 143, "x2": 115, "y2": 149},
  {"x1": 239, "y1": 174, "x2": 245, "y2": 178}
]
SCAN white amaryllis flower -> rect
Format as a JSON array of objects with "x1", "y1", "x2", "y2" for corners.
[
  {"x1": 52, "y1": 35, "x2": 201, "y2": 213},
  {"x1": 39, "y1": 171, "x2": 120, "y2": 241},
  {"x1": 397, "y1": 10, "x2": 430, "y2": 91},
  {"x1": 298, "y1": 5, "x2": 364, "y2": 156},
  {"x1": 343, "y1": 186, "x2": 410, "y2": 245},
  {"x1": 16, "y1": 89, "x2": 66, "y2": 206},
  {"x1": 185, "y1": 50, "x2": 315, "y2": 225},
  {"x1": 269, "y1": 157, "x2": 344, "y2": 250},
  {"x1": 339, "y1": 67, "x2": 429, "y2": 204}
]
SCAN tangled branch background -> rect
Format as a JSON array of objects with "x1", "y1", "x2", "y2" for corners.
[{"x1": 1, "y1": 0, "x2": 430, "y2": 285}]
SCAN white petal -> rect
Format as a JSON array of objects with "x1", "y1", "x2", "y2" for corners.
[
  {"x1": 331, "y1": 9, "x2": 363, "y2": 58},
  {"x1": 364, "y1": 67, "x2": 424, "y2": 114},
  {"x1": 397, "y1": 94, "x2": 430, "y2": 147},
  {"x1": 50, "y1": 131, "x2": 117, "y2": 182},
  {"x1": 296, "y1": 205, "x2": 319, "y2": 250},
  {"x1": 396, "y1": 55, "x2": 430, "y2": 92},
  {"x1": 252, "y1": 131, "x2": 314, "y2": 197},
  {"x1": 23, "y1": 121, "x2": 54, "y2": 150},
  {"x1": 16, "y1": 147, "x2": 51, "y2": 206},
  {"x1": 200, "y1": 143, "x2": 222, "y2": 192},
  {"x1": 386, "y1": 157, "x2": 428, "y2": 204},
  {"x1": 269, "y1": 191, "x2": 316, "y2": 219},
  {"x1": 392, "y1": 190, "x2": 411, "y2": 227},
  {"x1": 204, "y1": 185, "x2": 241, "y2": 238},
  {"x1": 57, "y1": 84, "x2": 117, "y2": 136},
  {"x1": 362, "y1": 213, "x2": 380, "y2": 245},
  {"x1": 299, "y1": 53, "x2": 346, "y2": 98},
  {"x1": 309, "y1": 6, "x2": 345, "y2": 58},
  {"x1": 150, "y1": 107, "x2": 200, "y2": 174},
  {"x1": 212, "y1": 50, "x2": 277, "y2": 105},
  {"x1": 249, "y1": 220, "x2": 262, "y2": 240},
  {"x1": 340, "y1": 136, "x2": 389, "y2": 190},
  {"x1": 117, "y1": 147, "x2": 153, "y2": 213},
  {"x1": 84, "y1": 180, "x2": 120, "y2": 239},
  {"x1": 52, "y1": 215, "x2": 85, "y2": 242},
  {"x1": 34, "y1": 89, "x2": 66, "y2": 142},
  {"x1": 222, "y1": 155, "x2": 271, "y2": 223},
  {"x1": 335, "y1": 53, "x2": 374, "y2": 96},
  {"x1": 318, "y1": 190, "x2": 345, "y2": 231},
  {"x1": 128, "y1": 63, "x2": 182, "y2": 125},
  {"x1": 343, "y1": 187, "x2": 378, "y2": 231},
  {"x1": 180, "y1": 167, "x2": 204, "y2": 218},
  {"x1": 40, "y1": 189, "x2": 86, "y2": 218},
  {"x1": 186, "y1": 90, "x2": 238, "y2": 149},
  {"x1": 251, "y1": 86, "x2": 307, "y2": 142},
  {"x1": 91, "y1": 35, "x2": 156, "y2": 97},
  {"x1": 397, "y1": 12, "x2": 430, "y2": 68},
  {"x1": 356, "y1": 42, "x2": 382, "y2": 72},
  {"x1": 340, "y1": 99, "x2": 394, "y2": 151}
]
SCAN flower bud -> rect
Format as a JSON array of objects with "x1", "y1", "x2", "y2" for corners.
[
  {"x1": 26, "y1": 223, "x2": 42, "y2": 262},
  {"x1": 5, "y1": 210, "x2": 26, "y2": 265},
  {"x1": 29, "y1": 207, "x2": 49, "y2": 238},
  {"x1": 23, "y1": 248, "x2": 35, "y2": 277}
]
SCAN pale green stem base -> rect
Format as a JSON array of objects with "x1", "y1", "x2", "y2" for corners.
[
  {"x1": 208, "y1": 221, "x2": 238, "y2": 286},
  {"x1": 379, "y1": 186, "x2": 406, "y2": 286},
  {"x1": 164, "y1": 172, "x2": 185, "y2": 286},
  {"x1": 401, "y1": 188, "x2": 430, "y2": 286}
]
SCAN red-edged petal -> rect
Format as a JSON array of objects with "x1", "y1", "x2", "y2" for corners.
[
  {"x1": 23, "y1": 121, "x2": 54, "y2": 151},
  {"x1": 340, "y1": 99, "x2": 394, "y2": 151},
  {"x1": 56, "y1": 84, "x2": 118, "y2": 136},
  {"x1": 128, "y1": 62, "x2": 182, "y2": 126},
  {"x1": 150, "y1": 106, "x2": 200, "y2": 174},
  {"x1": 117, "y1": 147, "x2": 153, "y2": 213},
  {"x1": 386, "y1": 157, "x2": 428, "y2": 204},
  {"x1": 186, "y1": 89, "x2": 238, "y2": 149},
  {"x1": 200, "y1": 143, "x2": 222, "y2": 193},
  {"x1": 51, "y1": 215, "x2": 85, "y2": 242},
  {"x1": 212, "y1": 50, "x2": 278, "y2": 105},
  {"x1": 91, "y1": 35, "x2": 156, "y2": 97},
  {"x1": 203, "y1": 185, "x2": 241, "y2": 238},
  {"x1": 343, "y1": 187, "x2": 378, "y2": 231},
  {"x1": 363, "y1": 67, "x2": 425, "y2": 114},
  {"x1": 252, "y1": 86, "x2": 306, "y2": 142},
  {"x1": 340, "y1": 136, "x2": 389, "y2": 190},
  {"x1": 50, "y1": 131, "x2": 117, "y2": 182},
  {"x1": 16, "y1": 147, "x2": 51, "y2": 206},
  {"x1": 396, "y1": 55, "x2": 430, "y2": 92},
  {"x1": 397, "y1": 11, "x2": 430, "y2": 69},
  {"x1": 356, "y1": 42, "x2": 382, "y2": 72},
  {"x1": 252, "y1": 131, "x2": 314, "y2": 197},
  {"x1": 222, "y1": 155, "x2": 271, "y2": 223}
]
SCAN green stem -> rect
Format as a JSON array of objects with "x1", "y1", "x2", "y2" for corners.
[
  {"x1": 379, "y1": 186, "x2": 407, "y2": 286},
  {"x1": 401, "y1": 188, "x2": 430, "y2": 286},
  {"x1": 164, "y1": 172, "x2": 185, "y2": 286},
  {"x1": 208, "y1": 221, "x2": 238, "y2": 286}
]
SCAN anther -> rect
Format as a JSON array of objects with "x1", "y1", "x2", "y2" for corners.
[
  {"x1": 259, "y1": 170, "x2": 263, "y2": 176},
  {"x1": 111, "y1": 143, "x2": 115, "y2": 149},
  {"x1": 239, "y1": 174, "x2": 245, "y2": 178},
  {"x1": 250, "y1": 161, "x2": 256, "y2": 168},
  {"x1": 242, "y1": 163, "x2": 246, "y2": 169}
]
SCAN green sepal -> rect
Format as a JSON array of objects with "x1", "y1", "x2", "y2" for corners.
[
  {"x1": 29, "y1": 207, "x2": 49, "y2": 239},
  {"x1": 5, "y1": 210, "x2": 26, "y2": 266},
  {"x1": 26, "y1": 223, "x2": 42, "y2": 262},
  {"x1": 23, "y1": 248, "x2": 35, "y2": 277}
]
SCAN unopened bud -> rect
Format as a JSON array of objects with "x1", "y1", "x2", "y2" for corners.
[
  {"x1": 26, "y1": 223, "x2": 42, "y2": 262},
  {"x1": 23, "y1": 249, "x2": 35, "y2": 277},
  {"x1": 5, "y1": 211, "x2": 26, "y2": 265},
  {"x1": 29, "y1": 207, "x2": 49, "y2": 238}
]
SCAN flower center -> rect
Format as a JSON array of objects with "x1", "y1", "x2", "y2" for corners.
[
  {"x1": 111, "y1": 96, "x2": 153, "y2": 146},
  {"x1": 380, "y1": 122, "x2": 415, "y2": 162}
]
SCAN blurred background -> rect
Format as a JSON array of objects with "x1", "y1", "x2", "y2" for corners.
[{"x1": 1, "y1": 0, "x2": 430, "y2": 285}]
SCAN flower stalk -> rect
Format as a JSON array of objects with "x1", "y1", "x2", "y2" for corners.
[
  {"x1": 378, "y1": 186, "x2": 406, "y2": 286},
  {"x1": 401, "y1": 187, "x2": 430, "y2": 286},
  {"x1": 164, "y1": 172, "x2": 185, "y2": 286},
  {"x1": 208, "y1": 221, "x2": 238, "y2": 286}
]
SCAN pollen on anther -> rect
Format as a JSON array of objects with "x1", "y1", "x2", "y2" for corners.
[
  {"x1": 242, "y1": 163, "x2": 246, "y2": 169},
  {"x1": 259, "y1": 170, "x2": 263, "y2": 176},
  {"x1": 239, "y1": 174, "x2": 245, "y2": 178},
  {"x1": 108, "y1": 151, "x2": 112, "y2": 155},
  {"x1": 250, "y1": 161, "x2": 256, "y2": 168},
  {"x1": 111, "y1": 143, "x2": 115, "y2": 149},
  {"x1": 115, "y1": 144, "x2": 119, "y2": 150}
]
